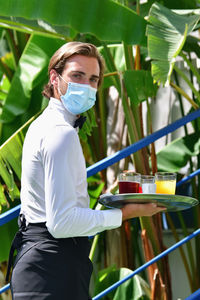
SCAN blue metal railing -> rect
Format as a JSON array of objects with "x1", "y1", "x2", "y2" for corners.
[
  {"x1": 0, "y1": 204, "x2": 21, "y2": 227},
  {"x1": 184, "y1": 288, "x2": 200, "y2": 300},
  {"x1": 176, "y1": 168, "x2": 200, "y2": 187},
  {"x1": 0, "y1": 284, "x2": 10, "y2": 295},
  {"x1": 0, "y1": 109, "x2": 200, "y2": 297}
]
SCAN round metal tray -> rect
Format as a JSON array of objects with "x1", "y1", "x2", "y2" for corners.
[{"x1": 99, "y1": 193, "x2": 199, "y2": 212}]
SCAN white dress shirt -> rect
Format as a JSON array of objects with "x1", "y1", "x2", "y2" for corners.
[{"x1": 20, "y1": 98, "x2": 122, "y2": 238}]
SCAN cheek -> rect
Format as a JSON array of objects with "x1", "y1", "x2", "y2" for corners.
[{"x1": 58, "y1": 79, "x2": 68, "y2": 95}]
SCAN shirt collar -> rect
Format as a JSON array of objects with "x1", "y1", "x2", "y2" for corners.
[{"x1": 48, "y1": 97, "x2": 78, "y2": 127}]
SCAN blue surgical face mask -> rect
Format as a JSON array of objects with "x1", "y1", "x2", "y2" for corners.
[{"x1": 58, "y1": 75, "x2": 97, "y2": 115}]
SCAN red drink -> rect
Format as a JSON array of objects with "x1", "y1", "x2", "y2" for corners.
[{"x1": 119, "y1": 181, "x2": 140, "y2": 194}]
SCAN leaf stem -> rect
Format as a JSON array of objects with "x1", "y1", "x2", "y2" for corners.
[
  {"x1": 173, "y1": 65, "x2": 200, "y2": 105},
  {"x1": 0, "y1": 58, "x2": 13, "y2": 82},
  {"x1": 177, "y1": 211, "x2": 196, "y2": 282},
  {"x1": 180, "y1": 51, "x2": 200, "y2": 84},
  {"x1": 170, "y1": 81, "x2": 199, "y2": 110}
]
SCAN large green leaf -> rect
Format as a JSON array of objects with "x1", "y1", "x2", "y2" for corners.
[
  {"x1": 78, "y1": 109, "x2": 97, "y2": 142},
  {"x1": 87, "y1": 173, "x2": 105, "y2": 209},
  {"x1": 0, "y1": 81, "x2": 47, "y2": 144},
  {"x1": 0, "y1": 124, "x2": 23, "y2": 201},
  {"x1": 0, "y1": 134, "x2": 23, "y2": 179},
  {"x1": 156, "y1": 132, "x2": 200, "y2": 172},
  {"x1": 94, "y1": 266, "x2": 150, "y2": 300},
  {"x1": 124, "y1": 70, "x2": 158, "y2": 105},
  {"x1": 0, "y1": 0, "x2": 147, "y2": 45},
  {"x1": 0, "y1": 113, "x2": 39, "y2": 207},
  {"x1": 0, "y1": 34, "x2": 64, "y2": 123},
  {"x1": 146, "y1": 2, "x2": 200, "y2": 86}
]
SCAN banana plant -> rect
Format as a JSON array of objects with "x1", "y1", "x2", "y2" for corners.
[
  {"x1": 0, "y1": 0, "x2": 200, "y2": 298},
  {"x1": 146, "y1": 2, "x2": 200, "y2": 87},
  {"x1": 0, "y1": 0, "x2": 146, "y2": 45},
  {"x1": 146, "y1": 2, "x2": 200, "y2": 292}
]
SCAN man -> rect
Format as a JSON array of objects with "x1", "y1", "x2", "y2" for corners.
[{"x1": 8, "y1": 42, "x2": 165, "y2": 300}]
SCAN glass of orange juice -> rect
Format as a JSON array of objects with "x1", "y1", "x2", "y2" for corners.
[{"x1": 155, "y1": 172, "x2": 177, "y2": 194}]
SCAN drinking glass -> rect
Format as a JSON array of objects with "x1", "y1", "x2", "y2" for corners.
[
  {"x1": 155, "y1": 172, "x2": 177, "y2": 194},
  {"x1": 118, "y1": 171, "x2": 141, "y2": 194},
  {"x1": 141, "y1": 175, "x2": 156, "y2": 193}
]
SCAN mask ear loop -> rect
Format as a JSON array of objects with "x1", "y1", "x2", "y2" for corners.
[{"x1": 58, "y1": 74, "x2": 68, "y2": 84}]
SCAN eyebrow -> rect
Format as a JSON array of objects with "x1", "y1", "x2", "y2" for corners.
[{"x1": 71, "y1": 71, "x2": 99, "y2": 79}]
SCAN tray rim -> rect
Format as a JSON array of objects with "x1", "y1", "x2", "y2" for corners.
[
  {"x1": 100, "y1": 193, "x2": 198, "y2": 199},
  {"x1": 99, "y1": 193, "x2": 199, "y2": 212}
]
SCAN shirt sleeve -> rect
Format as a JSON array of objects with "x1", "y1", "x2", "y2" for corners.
[{"x1": 41, "y1": 125, "x2": 122, "y2": 238}]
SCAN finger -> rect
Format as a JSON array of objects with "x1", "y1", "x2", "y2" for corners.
[
  {"x1": 157, "y1": 205, "x2": 167, "y2": 211},
  {"x1": 150, "y1": 203, "x2": 166, "y2": 210}
]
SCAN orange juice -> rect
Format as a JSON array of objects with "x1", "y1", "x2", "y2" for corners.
[{"x1": 155, "y1": 180, "x2": 176, "y2": 194}]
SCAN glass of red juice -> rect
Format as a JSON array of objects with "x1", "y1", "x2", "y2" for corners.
[{"x1": 118, "y1": 171, "x2": 141, "y2": 194}]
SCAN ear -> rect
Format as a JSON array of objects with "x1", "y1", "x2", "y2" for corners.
[{"x1": 50, "y1": 69, "x2": 59, "y2": 87}]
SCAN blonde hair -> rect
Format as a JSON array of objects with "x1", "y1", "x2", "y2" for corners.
[{"x1": 42, "y1": 42, "x2": 104, "y2": 99}]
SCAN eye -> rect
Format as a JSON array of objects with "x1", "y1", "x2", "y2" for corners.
[
  {"x1": 72, "y1": 73, "x2": 82, "y2": 79},
  {"x1": 90, "y1": 77, "x2": 98, "y2": 83}
]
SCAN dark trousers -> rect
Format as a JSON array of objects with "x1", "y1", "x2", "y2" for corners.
[{"x1": 9, "y1": 220, "x2": 93, "y2": 300}]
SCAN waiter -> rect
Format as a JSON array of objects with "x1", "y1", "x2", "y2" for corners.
[{"x1": 8, "y1": 42, "x2": 165, "y2": 300}]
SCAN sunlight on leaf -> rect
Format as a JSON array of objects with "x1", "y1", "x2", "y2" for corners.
[
  {"x1": 0, "y1": 0, "x2": 146, "y2": 45},
  {"x1": 0, "y1": 34, "x2": 64, "y2": 123},
  {"x1": 156, "y1": 132, "x2": 200, "y2": 172},
  {"x1": 0, "y1": 112, "x2": 40, "y2": 207},
  {"x1": 147, "y1": 2, "x2": 200, "y2": 86}
]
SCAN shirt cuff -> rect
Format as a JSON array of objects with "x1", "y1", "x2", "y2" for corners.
[{"x1": 102, "y1": 208, "x2": 122, "y2": 230}]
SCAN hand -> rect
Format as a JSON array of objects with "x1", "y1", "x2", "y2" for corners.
[{"x1": 121, "y1": 203, "x2": 167, "y2": 221}]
